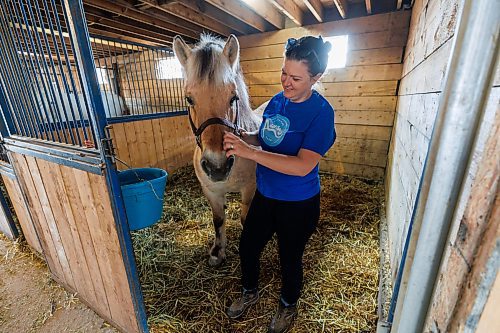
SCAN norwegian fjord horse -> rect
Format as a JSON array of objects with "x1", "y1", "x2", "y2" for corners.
[{"x1": 173, "y1": 34, "x2": 261, "y2": 266}]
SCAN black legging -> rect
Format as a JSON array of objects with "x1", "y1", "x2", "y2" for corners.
[{"x1": 239, "y1": 190, "x2": 320, "y2": 304}]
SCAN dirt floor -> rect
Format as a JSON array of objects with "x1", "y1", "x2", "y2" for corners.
[{"x1": 0, "y1": 235, "x2": 118, "y2": 333}]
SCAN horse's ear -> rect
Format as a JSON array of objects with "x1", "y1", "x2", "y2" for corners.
[
  {"x1": 223, "y1": 34, "x2": 240, "y2": 69},
  {"x1": 173, "y1": 35, "x2": 191, "y2": 68}
]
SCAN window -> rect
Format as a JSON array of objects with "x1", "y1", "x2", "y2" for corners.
[
  {"x1": 96, "y1": 67, "x2": 109, "y2": 85},
  {"x1": 156, "y1": 57, "x2": 183, "y2": 79},
  {"x1": 323, "y1": 35, "x2": 349, "y2": 69}
]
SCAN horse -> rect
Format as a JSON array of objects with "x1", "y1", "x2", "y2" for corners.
[{"x1": 173, "y1": 34, "x2": 262, "y2": 266}]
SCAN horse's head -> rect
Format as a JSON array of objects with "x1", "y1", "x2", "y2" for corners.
[{"x1": 174, "y1": 34, "x2": 247, "y2": 182}]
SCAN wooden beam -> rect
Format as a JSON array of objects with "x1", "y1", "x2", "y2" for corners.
[
  {"x1": 303, "y1": 0, "x2": 324, "y2": 22},
  {"x1": 270, "y1": 0, "x2": 303, "y2": 26},
  {"x1": 177, "y1": 0, "x2": 257, "y2": 34},
  {"x1": 365, "y1": 0, "x2": 372, "y2": 14},
  {"x1": 237, "y1": 0, "x2": 285, "y2": 29},
  {"x1": 84, "y1": 0, "x2": 199, "y2": 39},
  {"x1": 332, "y1": 0, "x2": 348, "y2": 19},
  {"x1": 85, "y1": 12, "x2": 173, "y2": 45},
  {"x1": 204, "y1": 0, "x2": 272, "y2": 32},
  {"x1": 137, "y1": 0, "x2": 233, "y2": 36}
]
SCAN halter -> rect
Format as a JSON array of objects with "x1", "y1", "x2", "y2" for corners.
[{"x1": 188, "y1": 96, "x2": 241, "y2": 149}]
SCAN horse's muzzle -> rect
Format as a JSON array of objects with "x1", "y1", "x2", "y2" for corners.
[{"x1": 201, "y1": 155, "x2": 235, "y2": 182}]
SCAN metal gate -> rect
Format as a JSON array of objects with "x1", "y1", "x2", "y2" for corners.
[{"x1": 0, "y1": 1, "x2": 150, "y2": 332}]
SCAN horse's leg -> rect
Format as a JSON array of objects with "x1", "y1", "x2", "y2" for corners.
[
  {"x1": 240, "y1": 183, "x2": 256, "y2": 226},
  {"x1": 202, "y1": 187, "x2": 227, "y2": 267}
]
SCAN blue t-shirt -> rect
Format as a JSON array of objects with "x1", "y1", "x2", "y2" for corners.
[{"x1": 257, "y1": 90, "x2": 336, "y2": 201}]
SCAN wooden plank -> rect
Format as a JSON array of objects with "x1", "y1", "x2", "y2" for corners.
[
  {"x1": 205, "y1": 0, "x2": 271, "y2": 32},
  {"x1": 332, "y1": 0, "x2": 348, "y2": 18},
  {"x1": 334, "y1": 137, "x2": 390, "y2": 154},
  {"x1": 236, "y1": 0, "x2": 285, "y2": 28},
  {"x1": 151, "y1": 118, "x2": 167, "y2": 170},
  {"x1": 270, "y1": 0, "x2": 303, "y2": 26},
  {"x1": 244, "y1": 64, "x2": 402, "y2": 84},
  {"x1": 142, "y1": 119, "x2": 157, "y2": 167},
  {"x1": 1, "y1": 175, "x2": 41, "y2": 253},
  {"x1": 327, "y1": 96, "x2": 397, "y2": 111},
  {"x1": 58, "y1": 165, "x2": 111, "y2": 319},
  {"x1": 124, "y1": 122, "x2": 141, "y2": 167},
  {"x1": 324, "y1": 148, "x2": 387, "y2": 167},
  {"x1": 335, "y1": 110, "x2": 395, "y2": 126},
  {"x1": 348, "y1": 47, "x2": 403, "y2": 66},
  {"x1": 25, "y1": 156, "x2": 75, "y2": 287},
  {"x1": 109, "y1": 123, "x2": 130, "y2": 171},
  {"x1": 241, "y1": 47, "x2": 403, "y2": 72},
  {"x1": 134, "y1": 120, "x2": 150, "y2": 167},
  {"x1": 36, "y1": 159, "x2": 96, "y2": 307},
  {"x1": 319, "y1": 159, "x2": 385, "y2": 179},
  {"x1": 250, "y1": 96, "x2": 398, "y2": 111},
  {"x1": 10, "y1": 153, "x2": 64, "y2": 280},
  {"x1": 239, "y1": 11, "x2": 411, "y2": 48},
  {"x1": 73, "y1": 169, "x2": 138, "y2": 333},
  {"x1": 248, "y1": 81, "x2": 398, "y2": 97},
  {"x1": 239, "y1": 29, "x2": 408, "y2": 61},
  {"x1": 88, "y1": 172, "x2": 139, "y2": 333},
  {"x1": 336, "y1": 124, "x2": 392, "y2": 140},
  {"x1": 304, "y1": 0, "x2": 324, "y2": 22}
]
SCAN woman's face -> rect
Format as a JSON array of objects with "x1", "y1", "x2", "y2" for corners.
[{"x1": 281, "y1": 59, "x2": 319, "y2": 103}]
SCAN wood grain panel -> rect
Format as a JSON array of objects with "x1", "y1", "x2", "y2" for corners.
[
  {"x1": 1, "y1": 175, "x2": 41, "y2": 253},
  {"x1": 320, "y1": 159, "x2": 385, "y2": 179},
  {"x1": 109, "y1": 115, "x2": 195, "y2": 173}
]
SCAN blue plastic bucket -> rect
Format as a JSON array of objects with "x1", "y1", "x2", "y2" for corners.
[{"x1": 118, "y1": 168, "x2": 168, "y2": 231}]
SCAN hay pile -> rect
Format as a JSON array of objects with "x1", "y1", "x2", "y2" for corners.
[{"x1": 131, "y1": 166, "x2": 383, "y2": 333}]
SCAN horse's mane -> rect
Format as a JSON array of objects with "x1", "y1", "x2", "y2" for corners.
[{"x1": 185, "y1": 34, "x2": 258, "y2": 129}]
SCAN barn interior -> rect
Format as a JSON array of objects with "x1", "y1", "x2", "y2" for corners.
[{"x1": 0, "y1": 1, "x2": 498, "y2": 333}]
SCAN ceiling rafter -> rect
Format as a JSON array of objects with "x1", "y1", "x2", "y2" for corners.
[
  {"x1": 84, "y1": 12, "x2": 173, "y2": 45},
  {"x1": 270, "y1": 0, "x2": 304, "y2": 26},
  {"x1": 365, "y1": 0, "x2": 372, "y2": 14},
  {"x1": 236, "y1": 0, "x2": 285, "y2": 29},
  {"x1": 332, "y1": 0, "x2": 348, "y2": 19},
  {"x1": 203, "y1": 0, "x2": 273, "y2": 32},
  {"x1": 84, "y1": 0, "x2": 199, "y2": 39},
  {"x1": 174, "y1": 0, "x2": 257, "y2": 35},
  {"x1": 303, "y1": 0, "x2": 324, "y2": 22},
  {"x1": 137, "y1": 0, "x2": 233, "y2": 36}
]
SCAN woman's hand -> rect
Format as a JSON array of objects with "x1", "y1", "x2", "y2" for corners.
[{"x1": 223, "y1": 132, "x2": 256, "y2": 159}]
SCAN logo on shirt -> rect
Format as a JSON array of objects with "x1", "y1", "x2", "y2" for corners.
[{"x1": 261, "y1": 114, "x2": 290, "y2": 146}]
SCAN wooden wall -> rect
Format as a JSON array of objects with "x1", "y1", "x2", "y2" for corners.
[
  {"x1": 386, "y1": 0, "x2": 500, "y2": 330},
  {"x1": 9, "y1": 152, "x2": 141, "y2": 333},
  {"x1": 109, "y1": 115, "x2": 195, "y2": 173},
  {"x1": 1, "y1": 173, "x2": 42, "y2": 253},
  {"x1": 238, "y1": 11, "x2": 411, "y2": 179}
]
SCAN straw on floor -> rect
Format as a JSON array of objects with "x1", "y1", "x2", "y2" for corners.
[{"x1": 131, "y1": 166, "x2": 382, "y2": 333}]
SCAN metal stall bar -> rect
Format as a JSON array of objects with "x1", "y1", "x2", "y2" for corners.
[
  {"x1": 0, "y1": 3, "x2": 38, "y2": 138},
  {"x1": 391, "y1": 0, "x2": 500, "y2": 332},
  {"x1": 11, "y1": 0, "x2": 68, "y2": 142},
  {"x1": 62, "y1": 1, "x2": 148, "y2": 332}
]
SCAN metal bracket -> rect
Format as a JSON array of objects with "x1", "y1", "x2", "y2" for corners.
[{"x1": 101, "y1": 125, "x2": 116, "y2": 165}]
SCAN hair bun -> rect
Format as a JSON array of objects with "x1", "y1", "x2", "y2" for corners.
[{"x1": 323, "y1": 41, "x2": 332, "y2": 54}]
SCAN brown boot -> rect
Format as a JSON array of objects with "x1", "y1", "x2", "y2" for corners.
[
  {"x1": 267, "y1": 301, "x2": 297, "y2": 333},
  {"x1": 226, "y1": 289, "x2": 259, "y2": 319}
]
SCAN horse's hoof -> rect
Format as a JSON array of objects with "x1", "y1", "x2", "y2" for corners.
[{"x1": 208, "y1": 255, "x2": 225, "y2": 267}]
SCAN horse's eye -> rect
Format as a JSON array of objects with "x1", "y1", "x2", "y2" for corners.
[
  {"x1": 185, "y1": 96, "x2": 194, "y2": 106},
  {"x1": 230, "y1": 95, "x2": 239, "y2": 106}
]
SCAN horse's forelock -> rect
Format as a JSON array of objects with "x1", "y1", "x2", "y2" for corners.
[{"x1": 185, "y1": 36, "x2": 236, "y2": 85}]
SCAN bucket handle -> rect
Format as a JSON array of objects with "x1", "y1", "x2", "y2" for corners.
[{"x1": 115, "y1": 157, "x2": 164, "y2": 201}]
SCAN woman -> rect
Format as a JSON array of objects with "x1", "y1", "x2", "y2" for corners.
[{"x1": 223, "y1": 35, "x2": 336, "y2": 333}]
